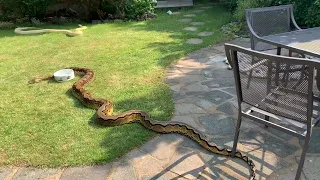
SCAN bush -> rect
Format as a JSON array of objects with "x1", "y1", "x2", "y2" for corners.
[
  {"x1": 225, "y1": 0, "x2": 319, "y2": 28},
  {"x1": 304, "y1": 0, "x2": 320, "y2": 27},
  {"x1": 0, "y1": 0, "x2": 155, "y2": 22},
  {"x1": 0, "y1": 0, "x2": 51, "y2": 21},
  {"x1": 233, "y1": 0, "x2": 291, "y2": 22},
  {"x1": 100, "y1": 0, "x2": 155, "y2": 20},
  {"x1": 220, "y1": 0, "x2": 237, "y2": 11},
  {"x1": 126, "y1": 0, "x2": 155, "y2": 19}
]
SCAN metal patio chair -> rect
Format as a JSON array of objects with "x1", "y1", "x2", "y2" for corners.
[
  {"x1": 243, "y1": 4, "x2": 306, "y2": 88},
  {"x1": 225, "y1": 43, "x2": 320, "y2": 180},
  {"x1": 246, "y1": 4, "x2": 301, "y2": 52}
]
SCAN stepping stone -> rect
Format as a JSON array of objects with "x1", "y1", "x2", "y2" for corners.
[
  {"x1": 198, "y1": 31, "x2": 213, "y2": 36},
  {"x1": 201, "y1": 6, "x2": 212, "y2": 9},
  {"x1": 184, "y1": 14, "x2": 196, "y2": 17},
  {"x1": 191, "y1": 22, "x2": 205, "y2": 26},
  {"x1": 183, "y1": 27, "x2": 197, "y2": 31},
  {"x1": 178, "y1": 18, "x2": 192, "y2": 23},
  {"x1": 194, "y1": 10, "x2": 205, "y2": 13},
  {"x1": 172, "y1": 12, "x2": 181, "y2": 15},
  {"x1": 187, "y1": 38, "x2": 203, "y2": 45}
]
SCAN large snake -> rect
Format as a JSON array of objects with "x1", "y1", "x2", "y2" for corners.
[
  {"x1": 14, "y1": 25, "x2": 87, "y2": 37},
  {"x1": 30, "y1": 68, "x2": 256, "y2": 179}
]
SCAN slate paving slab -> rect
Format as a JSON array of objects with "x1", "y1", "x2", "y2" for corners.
[
  {"x1": 222, "y1": 87, "x2": 236, "y2": 95},
  {"x1": 112, "y1": 162, "x2": 137, "y2": 180},
  {"x1": 171, "y1": 115, "x2": 205, "y2": 132},
  {"x1": 139, "y1": 134, "x2": 183, "y2": 166},
  {"x1": 196, "y1": 90, "x2": 233, "y2": 105},
  {"x1": 201, "y1": 68, "x2": 235, "y2": 88},
  {"x1": 60, "y1": 165, "x2": 111, "y2": 180},
  {"x1": 183, "y1": 83, "x2": 209, "y2": 93},
  {"x1": 301, "y1": 128, "x2": 320, "y2": 153},
  {"x1": 297, "y1": 155, "x2": 320, "y2": 180},
  {"x1": 175, "y1": 103, "x2": 206, "y2": 114},
  {"x1": 131, "y1": 154, "x2": 166, "y2": 179},
  {"x1": 199, "y1": 114, "x2": 235, "y2": 136},
  {"x1": 186, "y1": 38, "x2": 203, "y2": 45},
  {"x1": 216, "y1": 101, "x2": 237, "y2": 115},
  {"x1": 199, "y1": 156, "x2": 251, "y2": 180},
  {"x1": 167, "y1": 74, "x2": 204, "y2": 84},
  {"x1": 13, "y1": 168, "x2": 62, "y2": 180},
  {"x1": 166, "y1": 147, "x2": 205, "y2": 179},
  {"x1": 195, "y1": 99, "x2": 215, "y2": 110},
  {"x1": 239, "y1": 129, "x2": 298, "y2": 158},
  {"x1": 0, "y1": 167, "x2": 15, "y2": 180},
  {"x1": 268, "y1": 165, "x2": 307, "y2": 180},
  {"x1": 205, "y1": 55, "x2": 226, "y2": 64}
]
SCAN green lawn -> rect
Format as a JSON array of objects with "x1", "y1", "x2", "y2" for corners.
[{"x1": 0, "y1": 3, "x2": 232, "y2": 167}]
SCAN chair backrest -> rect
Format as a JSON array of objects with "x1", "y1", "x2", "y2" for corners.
[
  {"x1": 225, "y1": 43, "x2": 317, "y2": 123},
  {"x1": 246, "y1": 4, "x2": 295, "y2": 37},
  {"x1": 246, "y1": 4, "x2": 300, "y2": 51}
]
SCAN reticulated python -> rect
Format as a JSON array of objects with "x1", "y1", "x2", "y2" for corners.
[
  {"x1": 30, "y1": 67, "x2": 256, "y2": 179},
  {"x1": 14, "y1": 25, "x2": 87, "y2": 37}
]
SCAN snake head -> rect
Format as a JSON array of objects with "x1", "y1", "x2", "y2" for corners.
[{"x1": 103, "y1": 102, "x2": 113, "y2": 115}]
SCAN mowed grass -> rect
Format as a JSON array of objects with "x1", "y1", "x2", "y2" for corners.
[{"x1": 0, "y1": 3, "x2": 232, "y2": 167}]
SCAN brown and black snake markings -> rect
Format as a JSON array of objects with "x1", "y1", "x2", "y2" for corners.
[{"x1": 30, "y1": 67, "x2": 256, "y2": 179}]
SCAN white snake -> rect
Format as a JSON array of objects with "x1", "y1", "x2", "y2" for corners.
[{"x1": 14, "y1": 24, "x2": 87, "y2": 37}]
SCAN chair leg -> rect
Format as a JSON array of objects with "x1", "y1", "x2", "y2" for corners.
[
  {"x1": 264, "y1": 115, "x2": 269, "y2": 128},
  {"x1": 232, "y1": 112, "x2": 243, "y2": 156},
  {"x1": 277, "y1": 47, "x2": 282, "y2": 55},
  {"x1": 295, "y1": 135, "x2": 311, "y2": 180}
]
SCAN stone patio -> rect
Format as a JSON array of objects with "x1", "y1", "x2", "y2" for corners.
[{"x1": 1, "y1": 38, "x2": 320, "y2": 179}]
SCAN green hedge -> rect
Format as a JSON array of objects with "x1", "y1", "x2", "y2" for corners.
[
  {"x1": 0, "y1": 0, "x2": 155, "y2": 22},
  {"x1": 0, "y1": 0, "x2": 51, "y2": 20},
  {"x1": 221, "y1": 0, "x2": 320, "y2": 28}
]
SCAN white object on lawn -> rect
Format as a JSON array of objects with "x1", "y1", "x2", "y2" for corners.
[
  {"x1": 54, "y1": 69, "x2": 75, "y2": 82},
  {"x1": 167, "y1": 10, "x2": 172, "y2": 15}
]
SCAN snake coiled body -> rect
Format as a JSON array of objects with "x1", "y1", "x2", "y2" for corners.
[{"x1": 31, "y1": 67, "x2": 256, "y2": 179}]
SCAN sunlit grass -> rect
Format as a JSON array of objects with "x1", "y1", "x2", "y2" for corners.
[{"x1": 0, "y1": 3, "x2": 232, "y2": 167}]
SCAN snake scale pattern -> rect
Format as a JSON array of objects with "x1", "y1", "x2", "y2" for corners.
[{"x1": 30, "y1": 67, "x2": 256, "y2": 179}]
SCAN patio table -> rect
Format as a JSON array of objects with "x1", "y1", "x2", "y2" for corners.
[
  {"x1": 262, "y1": 27, "x2": 320, "y2": 57},
  {"x1": 260, "y1": 27, "x2": 320, "y2": 89}
]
